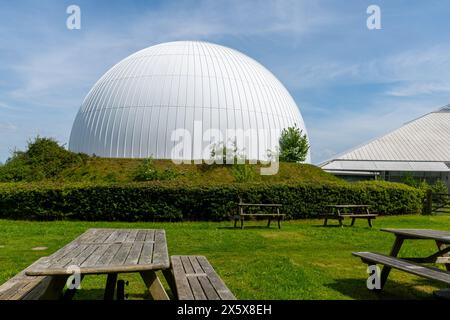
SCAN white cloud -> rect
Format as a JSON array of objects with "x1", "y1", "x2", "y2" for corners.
[
  {"x1": 0, "y1": 102, "x2": 15, "y2": 110},
  {"x1": 380, "y1": 46, "x2": 450, "y2": 97},
  {"x1": 387, "y1": 82, "x2": 450, "y2": 97},
  {"x1": 0, "y1": 122, "x2": 17, "y2": 132},
  {"x1": 129, "y1": 0, "x2": 335, "y2": 39}
]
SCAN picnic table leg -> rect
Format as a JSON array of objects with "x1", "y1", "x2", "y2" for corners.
[
  {"x1": 240, "y1": 216, "x2": 244, "y2": 229},
  {"x1": 162, "y1": 268, "x2": 177, "y2": 296},
  {"x1": 140, "y1": 271, "x2": 169, "y2": 300},
  {"x1": 380, "y1": 236, "x2": 404, "y2": 288},
  {"x1": 277, "y1": 216, "x2": 281, "y2": 229},
  {"x1": 104, "y1": 273, "x2": 118, "y2": 300},
  {"x1": 40, "y1": 275, "x2": 69, "y2": 300},
  {"x1": 350, "y1": 218, "x2": 355, "y2": 226},
  {"x1": 63, "y1": 275, "x2": 84, "y2": 300},
  {"x1": 338, "y1": 217, "x2": 343, "y2": 227},
  {"x1": 368, "y1": 218, "x2": 373, "y2": 228},
  {"x1": 116, "y1": 280, "x2": 126, "y2": 300},
  {"x1": 267, "y1": 217, "x2": 271, "y2": 227},
  {"x1": 436, "y1": 241, "x2": 450, "y2": 271},
  {"x1": 323, "y1": 217, "x2": 328, "y2": 226}
]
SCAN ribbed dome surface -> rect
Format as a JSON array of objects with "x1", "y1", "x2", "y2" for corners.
[{"x1": 69, "y1": 41, "x2": 309, "y2": 161}]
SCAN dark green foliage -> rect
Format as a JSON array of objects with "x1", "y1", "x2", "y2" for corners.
[
  {"x1": 401, "y1": 173, "x2": 448, "y2": 195},
  {"x1": 400, "y1": 173, "x2": 424, "y2": 188},
  {"x1": 278, "y1": 125, "x2": 310, "y2": 163},
  {"x1": 431, "y1": 179, "x2": 448, "y2": 195},
  {"x1": 0, "y1": 137, "x2": 87, "y2": 182},
  {"x1": 0, "y1": 180, "x2": 424, "y2": 221}
]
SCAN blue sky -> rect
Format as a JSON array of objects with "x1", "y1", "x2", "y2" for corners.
[{"x1": 1, "y1": 0, "x2": 450, "y2": 164}]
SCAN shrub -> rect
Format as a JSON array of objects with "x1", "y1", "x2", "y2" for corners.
[
  {"x1": 0, "y1": 137, "x2": 87, "y2": 182},
  {"x1": 231, "y1": 164, "x2": 256, "y2": 183},
  {"x1": 0, "y1": 180, "x2": 424, "y2": 221},
  {"x1": 431, "y1": 179, "x2": 448, "y2": 195},
  {"x1": 133, "y1": 158, "x2": 179, "y2": 181}
]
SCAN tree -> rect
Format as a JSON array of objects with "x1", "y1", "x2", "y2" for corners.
[{"x1": 278, "y1": 125, "x2": 309, "y2": 163}]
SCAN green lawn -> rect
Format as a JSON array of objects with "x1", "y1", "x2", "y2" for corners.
[{"x1": 0, "y1": 215, "x2": 449, "y2": 300}]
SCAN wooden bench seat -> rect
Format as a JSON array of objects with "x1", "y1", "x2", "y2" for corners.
[
  {"x1": 353, "y1": 252, "x2": 450, "y2": 286},
  {"x1": 235, "y1": 203, "x2": 284, "y2": 229},
  {"x1": 322, "y1": 213, "x2": 377, "y2": 227},
  {"x1": 340, "y1": 214, "x2": 378, "y2": 218},
  {"x1": 0, "y1": 258, "x2": 51, "y2": 300},
  {"x1": 171, "y1": 256, "x2": 236, "y2": 300},
  {"x1": 322, "y1": 205, "x2": 377, "y2": 227}
]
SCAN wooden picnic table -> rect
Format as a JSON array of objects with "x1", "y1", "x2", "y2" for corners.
[
  {"x1": 323, "y1": 204, "x2": 377, "y2": 227},
  {"x1": 353, "y1": 228, "x2": 450, "y2": 297},
  {"x1": 380, "y1": 228, "x2": 450, "y2": 271},
  {"x1": 25, "y1": 228, "x2": 172, "y2": 300},
  {"x1": 234, "y1": 202, "x2": 284, "y2": 229}
]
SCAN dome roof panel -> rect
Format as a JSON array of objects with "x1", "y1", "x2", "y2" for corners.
[{"x1": 69, "y1": 41, "x2": 309, "y2": 161}]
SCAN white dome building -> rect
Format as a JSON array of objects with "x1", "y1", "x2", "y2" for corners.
[{"x1": 69, "y1": 41, "x2": 309, "y2": 162}]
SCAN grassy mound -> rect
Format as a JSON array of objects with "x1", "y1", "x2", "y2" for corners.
[{"x1": 0, "y1": 137, "x2": 341, "y2": 185}]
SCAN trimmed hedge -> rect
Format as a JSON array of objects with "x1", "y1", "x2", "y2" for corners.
[{"x1": 0, "y1": 181, "x2": 424, "y2": 221}]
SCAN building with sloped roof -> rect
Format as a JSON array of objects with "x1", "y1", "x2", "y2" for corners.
[{"x1": 320, "y1": 105, "x2": 450, "y2": 188}]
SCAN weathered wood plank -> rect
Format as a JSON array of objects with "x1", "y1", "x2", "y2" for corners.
[
  {"x1": 152, "y1": 230, "x2": 169, "y2": 267},
  {"x1": 0, "y1": 258, "x2": 51, "y2": 300},
  {"x1": 26, "y1": 263, "x2": 171, "y2": 276},
  {"x1": 171, "y1": 256, "x2": 194, "y2": 300},
  {"x1": 381, "y1": 229, "x2": 450, "y2": 244},
  {"x1": 64, "y1": 244, "x2": 99, "y2": 268},
  {"x1": 114, "y1": 230, "x2": 130, "y2": 243},
  {"x1": 95, "y1": 243, "x2": 122, "y2": 266},
  {"x1": 239, "y1": 203, "x2": 282, "y2": 207},
  {"x1": 145, "y1": 229, "x2": 155, "y2": 242},
  {"x1": 21, "y1": 277, "x2": 52, "y2": 300},
  {"x1": 81, "y1": 244, "x2": 111, "y2": 267},
  {"x1": 190, "y1": 256, "x2": 220, "y2": 300},
  {"x1": 181, "y1": 256, "x2": 206, "y2": 300},
  {"x1": 196, "y1": 256, "x2": 236, "y2": 300},
  {"x1": 125, "y1": 241, "x2": 144, "y2": 265},
  {"x1": 353, "y1": 252, "x2": 450, "y2": 284},
  {"x1": 125, "y1": 229, "x2": 139, "y2": 243},
  {"x1": 93, "y1": 229, "x2": 114, "y2": 243},
  {"x1": 340, "y1": 214, "x2": 377, "y2": 218},
  {"x1": 104, "y1": 231, "x2": 119, "y2": 243},
  {"x1": 51, "y1": 244, "x2": 88, "y2": 268},
  {"x1": 171, "y1": 256, "x2": 236, "y2": 300},
  {"x1": 136, "y1": 230, "x2": 146, "y2": 241},
  {"x1": 110, "y1": 243, "x2": 133, "y2": 265},
  {"x1": 139, "y1": 241, "x2": 155, "y2": 265},
  {"x1": 140, "y1": 271, "x2": 169, "y2": 300},
  {"x1": 77, "y1": 229, "x2": 99, "y2": 243}
]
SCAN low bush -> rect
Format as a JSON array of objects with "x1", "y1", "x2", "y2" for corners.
[
  {"x1": 0, "y1": 180, "x2": 424, "y2": 221},
  {"x1": 133, "y1": 158, "x2": 179, "y2": 182},
  {"x1": 0, "y1": 137, "x2": 87, "y2": 182}
]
